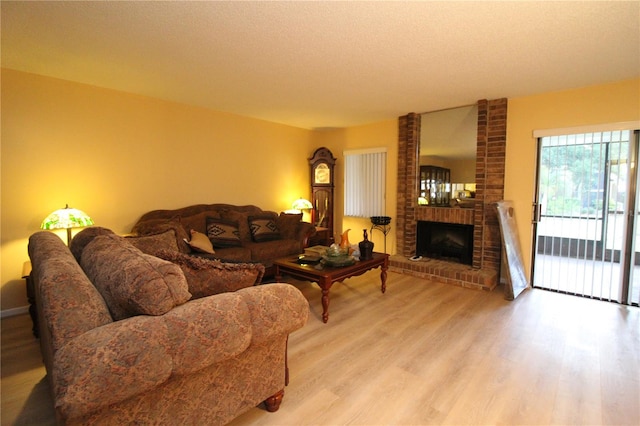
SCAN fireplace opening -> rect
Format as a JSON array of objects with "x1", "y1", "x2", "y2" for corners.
[{"x1": 417, "y1": 221, "x2": 474, "y2": 265}]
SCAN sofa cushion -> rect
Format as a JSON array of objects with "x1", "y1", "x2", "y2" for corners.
[
  {"x1": 186, "y1": 229, "x2": 215, "y2": 254},
  {"x1": 245, "y1": 238, "x2": 302, "y2": 265},
  {"x1": 70, "y1": 226, "x2": 116, "y2": 262},
  {"x1": 206, "y1": 217, "x2": 242, "y2": 248},
  {"x1": 155, "y1": 250, "x2": 264, "y2": 298},
  {"x1": 180, "y1": 211, "x2": 221, "y2": 235},
  {"x1": 277, "y1": 212, "x2": 303, "y2": 240},
  {"x1": 248, "y1": 213, "x2": 281, "y2": 242},
  {"x1": 205, "y1": 246, "x2": 253, "y2": 263},
  {"x1": 81, "y1": 234, "x2": 191, "y2": 320},
  {"x1": 125, "y1": 229, "x2": 179, "y2": 255}
]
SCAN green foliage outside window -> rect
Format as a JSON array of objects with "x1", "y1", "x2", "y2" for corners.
[{"x1": 539, "y1": 140, "x2": 628, "y2": 218}]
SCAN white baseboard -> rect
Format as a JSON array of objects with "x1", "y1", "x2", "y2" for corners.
[{"x1": 1, "y1": 305, "x2": 29, "y2": 319}]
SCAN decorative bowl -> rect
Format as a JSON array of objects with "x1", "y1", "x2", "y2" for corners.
[
  {"x1": 325, "y1": 245, "x2": 349, "y2": 257},
  {"x1": 322, "y1": 245, "x2": 355, "y2": 267},
  {"x1": 370, "y1": 216, "x2": 392, "y2": 226},
  {"x1": 321, "y1": 254, "x2": 356, "y2": 267}
]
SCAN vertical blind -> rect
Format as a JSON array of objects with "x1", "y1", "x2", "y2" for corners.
[{"x1": 344, "y1": 148, "x2": 386, "y2": 217}]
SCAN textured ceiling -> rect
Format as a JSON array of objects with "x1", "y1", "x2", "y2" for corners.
[{"x1": 2, "y1": 1, "x2": 639, "y2": 129}]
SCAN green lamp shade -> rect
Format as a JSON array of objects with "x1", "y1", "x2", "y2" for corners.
[
  {"x1": 41, "y1": 205, "x2": 94, "y2": 230},
  {"x1": 292, "y1": 198, "x2": 313, "y2": 211}
]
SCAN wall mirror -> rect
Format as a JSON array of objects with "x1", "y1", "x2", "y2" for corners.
[{"x1": 419, "y1": 104, "x2": 478, "y2": 207}]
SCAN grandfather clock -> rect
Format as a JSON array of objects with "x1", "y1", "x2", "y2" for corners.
[{"x1": 309, "y1": 147, "x2": 336, "y2": 246}]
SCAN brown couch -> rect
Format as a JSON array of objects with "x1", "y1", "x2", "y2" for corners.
[
  {"x1": 28, "y1": 229, "x2": 309, "y2": 425},
  {"x1": 131, "y1": 204, "x2": 317, "y2": 275}
]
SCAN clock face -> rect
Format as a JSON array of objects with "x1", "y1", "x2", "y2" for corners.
[{"x1": 314, "y1": 163, "x2": 330, "y2": 184}]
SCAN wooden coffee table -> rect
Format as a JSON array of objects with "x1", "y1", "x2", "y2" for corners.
[{"x1": 274, "y1": 252, "x2": 389, "y2": 323}]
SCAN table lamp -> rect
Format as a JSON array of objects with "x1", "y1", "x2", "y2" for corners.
[
  {"x1": 41, "y1": 204, "x2": 94, "y2": 245},
  {"x1": 289, "y1": 198, "x2": 313, "y2": 222},
  {"x1": 291, "y1": 198, "x2": 313, "y2": 213}
]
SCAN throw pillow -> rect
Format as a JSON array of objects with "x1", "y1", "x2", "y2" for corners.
[
  {"x1": 80, "y1": 234, "x2": 191, "y2": 320},
  {"x1": 125, "y1": 229, "x2": 179, "y2": 255},
  {"x1": 155, "y1": 249, "x2": 265, "y2": 298},
  {"x1": 206, "y1": 217, "x2": 242, "y2": 248},
  {"x1": 131, "y1": 216, "x2": 191, "y2": 254},
  {"x1": 277, "y1": 212, "x2": 303, "y2": 240},
  {"x1": 248, "y1": 213, "x2": 281, "y2": 242},
  {"x1": 220, "y1": 210, "x2": 252, "y2": 241},
  {"x1": 186, "y1": 229, "x2": 215, "y2": 254}
]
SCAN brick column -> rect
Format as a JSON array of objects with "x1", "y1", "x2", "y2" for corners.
[
  {"x1": 396, "y1": 113, "x2": 420, "y2": 257},
  {"x1": 474, "y1": 98, "x2": 507, "y2": 270}
]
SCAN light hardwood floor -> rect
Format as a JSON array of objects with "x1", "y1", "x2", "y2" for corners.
[{"x1": 2, "y1": 271, "x2": 639, "y2": 425}]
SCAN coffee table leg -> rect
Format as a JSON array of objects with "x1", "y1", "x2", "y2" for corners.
[
  {"x1": 275, "y1": 265, "x2": 282, "y2": 282},
  {"x1": 380, "y1": 258, "x2": 388, "y2": 293},
  {"x1": 320, "y1": 277, "x2": 331, "y2": 323}
]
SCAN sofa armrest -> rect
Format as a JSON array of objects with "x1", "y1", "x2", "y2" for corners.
[
  {"x1": 165, "y1": 287, "x2": 306, "y2": 374},
  {"x1": 237, "y1": 283, "x2": 309, "y2": 344},
  {"x1": 296, "y1": 222, "x2": 317, "y2": 248},
  {"x1": 52, "y1": 316, "x2": 173, "y2": 420},
  {"x1": 163, "y1": 293, "x2": 253, "y2": 375}
]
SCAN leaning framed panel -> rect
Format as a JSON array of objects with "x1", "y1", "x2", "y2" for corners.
[{"x1": 495, "y1": 200, "x2": 529, "y2": 300}]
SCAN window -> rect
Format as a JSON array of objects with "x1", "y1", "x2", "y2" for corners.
[{"x1": 344, "y1": 148, "x2": 386, "y2": 217}]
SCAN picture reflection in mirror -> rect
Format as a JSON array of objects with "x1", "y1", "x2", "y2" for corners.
[{"x1": 419, "y1": 104, "x2": 478, "y2": 207}]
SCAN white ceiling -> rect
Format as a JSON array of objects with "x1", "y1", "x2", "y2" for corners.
[{"x1": 2, "y1": 1, "x2": 639, "y2": 130}]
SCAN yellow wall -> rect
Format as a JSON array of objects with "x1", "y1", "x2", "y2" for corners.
[
  {"x1": 505, "y1": 78, "x2": 640, "y2": 280},
  {"x1": 1, "y1": 69, "x2": 314, "y2": 311},
  {"x1": 312, "y1": 121, "x2": 398, "y2": 254}
]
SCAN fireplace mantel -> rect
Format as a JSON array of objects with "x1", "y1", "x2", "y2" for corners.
[{"x1": 416, "y1": 206, "x2": 474, "y2": 225}]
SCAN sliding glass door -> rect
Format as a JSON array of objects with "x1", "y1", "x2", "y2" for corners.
[{"x1": 532, "y1": 129, "x2": 640, "y2": 306}]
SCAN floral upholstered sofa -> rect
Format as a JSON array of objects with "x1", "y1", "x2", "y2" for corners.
[
  {"x1": 131, "y1": 204, "x2": 316, "y2": 275},
  {"x1": 28, "y1": 228, "x2": 309, "y2": 425}
]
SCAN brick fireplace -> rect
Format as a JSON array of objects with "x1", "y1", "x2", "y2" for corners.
[
  {"x1": 417, "y1": 221, "x2": 474, "y2": 265},
  {"x1": 390, "y1": 99, "x2": 507, "y2": 291}
]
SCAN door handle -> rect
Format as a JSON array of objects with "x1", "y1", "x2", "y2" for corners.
[{"x1": 532, "y1": 203, "x2": 543, "y2": 223}]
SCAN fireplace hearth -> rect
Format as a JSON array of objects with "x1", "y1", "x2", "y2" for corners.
[{"x1": 417, "y1": 221, "x2": 473, "y2": 265}]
